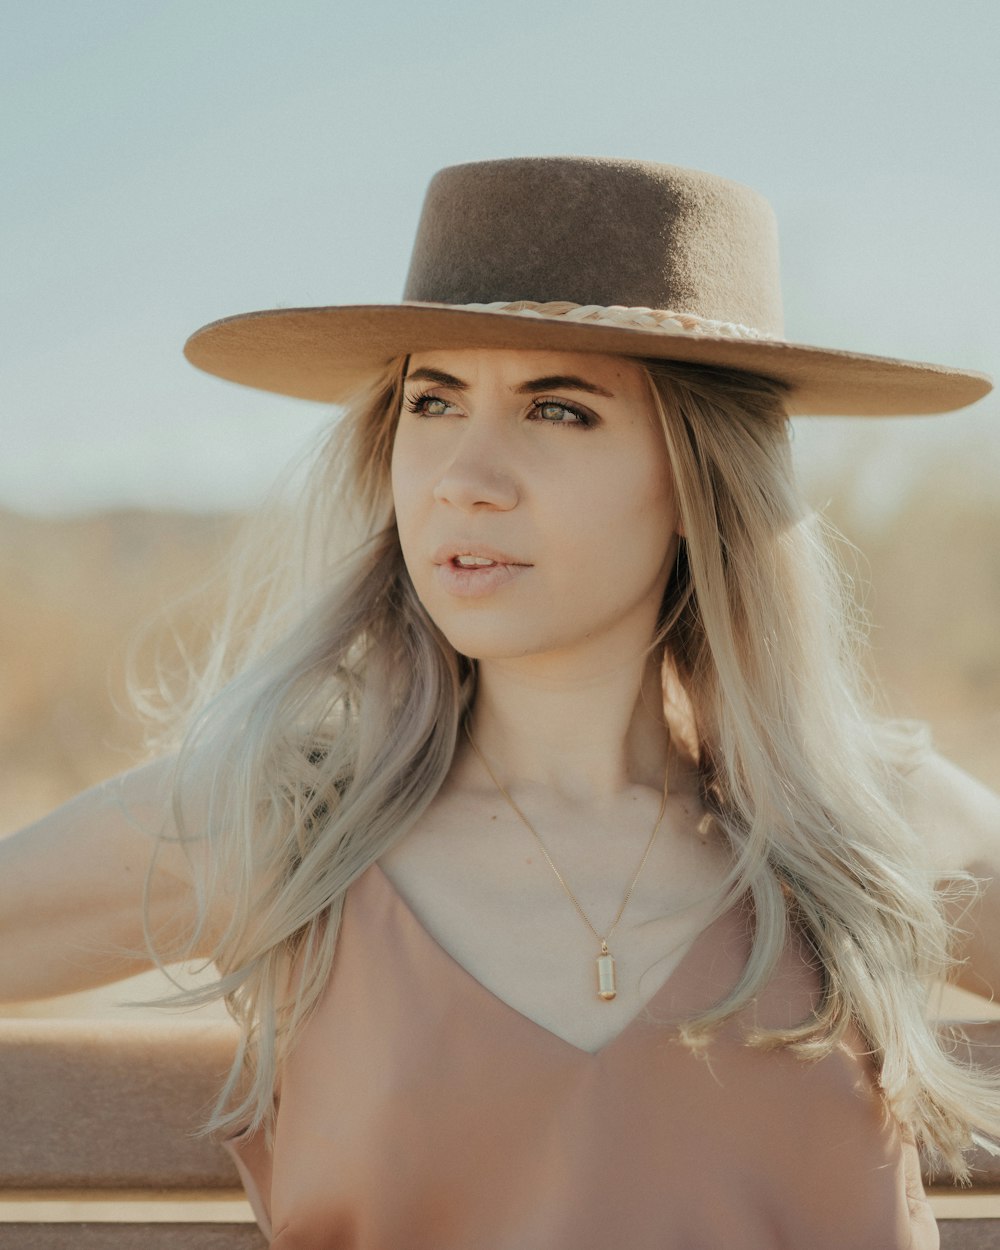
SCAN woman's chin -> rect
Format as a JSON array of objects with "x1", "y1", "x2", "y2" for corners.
[
  {"x1": 446, "y1": 632, "x2": 539, "y2": 664},
  {"x1": 438, "y1": 622, "x2": 604, "y2": 669},
  {"x1": 432, "y1": 618, "x2": 550, "y2": 665}
]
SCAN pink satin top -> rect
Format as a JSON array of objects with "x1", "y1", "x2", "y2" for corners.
[{"x1": 224, "y1": 862, "x2": 938, "y2": 1249}]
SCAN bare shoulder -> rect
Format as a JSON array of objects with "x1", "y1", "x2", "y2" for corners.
[
  {"x1": 897, "y1": 749, "x2": 1000, "y2": 881},
  {"x1": 0, "y1": 753, "x2": 222, "y2": 1003},
  {"x1": 896, "y1": 750, "x2": 1000, "y2": 999}
]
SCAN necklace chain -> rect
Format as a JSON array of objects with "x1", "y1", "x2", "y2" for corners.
[{"x1": 463, "y1": 721, "x2": 669, "y2": 998}]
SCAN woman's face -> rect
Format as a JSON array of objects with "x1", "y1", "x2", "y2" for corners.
[{"x1": 390, "y1": 349, "x2": 681, "y2": 667}]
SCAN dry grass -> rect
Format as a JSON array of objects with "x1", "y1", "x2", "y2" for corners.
[
  {"x1": 857, "y1": 484, "x2": 1000, "y2": 788},
  {"x1": 0, "y1": 508, "x2": 236, "y2": 828}
]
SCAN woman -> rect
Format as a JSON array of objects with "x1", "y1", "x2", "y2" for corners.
[{"x1": 3, "y1": 156, "x2": 1000, "y2": 1248}]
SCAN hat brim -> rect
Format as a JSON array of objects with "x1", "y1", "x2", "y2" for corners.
[{"x1": 183, "y1": 304, "x2": 992, "y2": 417}]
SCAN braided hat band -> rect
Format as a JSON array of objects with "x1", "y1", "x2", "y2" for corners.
[{"x1": 415, "y1": 300, "x2": 778, "y2": 343}]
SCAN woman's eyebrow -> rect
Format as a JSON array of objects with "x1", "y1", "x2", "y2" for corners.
[
  {"x1": 405, "y1": 367, "x2": 467, "y2": 389},
  {"x1": 514, "y1": 374, "x2": 614, "y2": 398},
  {"x1": 404, "y1": 367, "x2": 615, "y2": 399}
]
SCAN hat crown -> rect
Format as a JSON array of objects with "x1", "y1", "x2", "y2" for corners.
[{"x1": 402, "y1": 156, "x2": 785, "y2": 336}]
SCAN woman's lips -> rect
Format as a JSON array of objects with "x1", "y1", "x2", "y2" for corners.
[{"x1": 431, "y1": 545, "x2": 532, "y2": 598}]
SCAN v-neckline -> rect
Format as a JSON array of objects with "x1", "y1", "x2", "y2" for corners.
[{"x1": 365, "y1": 860, "x2": 744, "y2": 1062}]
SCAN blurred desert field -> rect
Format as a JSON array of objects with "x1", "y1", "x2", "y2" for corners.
[{"x1": 1, "y1": 472, "x2": 998, "y2": 1020}]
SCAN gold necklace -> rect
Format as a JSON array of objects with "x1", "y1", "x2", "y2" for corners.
[{"x1": 464, "y1": 722, "x2": 669, "y2": 1003}]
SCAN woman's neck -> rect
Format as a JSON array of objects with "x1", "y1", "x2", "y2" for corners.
[{"x1": 463, "y1": 650, "x2": 673, "y2": 802}]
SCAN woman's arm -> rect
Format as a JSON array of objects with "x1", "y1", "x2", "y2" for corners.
[
  {"x1": 902, "y1": 751, "x2": 1000, "y2": 1001},
  {"x1": 0, "y1": 755, "x2": 218, "y2": 1003}
]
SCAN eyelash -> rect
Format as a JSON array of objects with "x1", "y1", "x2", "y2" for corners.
[{"x1": 403, "y1": 391, "x2": 596, "y2": 428}]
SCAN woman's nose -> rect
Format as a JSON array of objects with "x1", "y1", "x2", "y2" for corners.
[{"x1": 432, "y1": 426, "x2": 519, "y2": 512}]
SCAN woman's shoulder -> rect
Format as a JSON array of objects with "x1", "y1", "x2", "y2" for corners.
[
  {"x1": 897, "y1": 749, "x2": 1000, "y2": 881},
  {"x1": 896, "y1": 748, "x2": 1000, "y2": 1000}
]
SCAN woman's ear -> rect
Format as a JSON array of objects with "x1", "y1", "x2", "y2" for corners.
[{"x1": 675, "y1": 515, "x2": 686, "y2": 539}]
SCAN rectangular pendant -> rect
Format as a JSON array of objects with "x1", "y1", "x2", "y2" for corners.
[{"x1": 596, "y1": 952, "x2": 617, "y2": 1001}]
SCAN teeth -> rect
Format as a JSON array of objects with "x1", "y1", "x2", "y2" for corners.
[{"x1": 454, "y1": 555, "x2": 496, "y2": 567}]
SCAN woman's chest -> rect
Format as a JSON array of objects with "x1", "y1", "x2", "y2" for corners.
[
  {"x1": 259, "y1": 865, "x2": 935, "y2": 1249},
  {"x1": 377, "y1": 786, "x2": 732, "y2": 1053}
]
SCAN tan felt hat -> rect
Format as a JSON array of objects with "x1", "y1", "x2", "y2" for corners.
[{"x1": 184, "y1": 156, "x2": 992, "y2": 417}]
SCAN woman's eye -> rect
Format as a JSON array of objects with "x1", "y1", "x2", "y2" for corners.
[
  {"x1": 405, "y1": 393, "x2": 451, "y2": 416},
  {"x1": 533, "y1": 400, "x2": 591, "y2": 426}
]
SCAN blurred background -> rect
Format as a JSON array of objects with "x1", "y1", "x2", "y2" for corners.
[{"x1": 2, "y1": 0, "x2": 998, "y2": 1018}]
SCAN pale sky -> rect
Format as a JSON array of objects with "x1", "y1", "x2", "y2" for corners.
[{"x1": 3, "y1": 0, "x2": 998, "y2": 516}]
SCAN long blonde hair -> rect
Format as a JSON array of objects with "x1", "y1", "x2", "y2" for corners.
[{"x1": 145, "y1": 354, "x2": 1000, "y2": 1175}]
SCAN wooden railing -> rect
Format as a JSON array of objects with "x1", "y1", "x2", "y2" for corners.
[
  {"x1": 0, "y1": 1018, "x2": 264, "y2": 1248},
  {"x1": 2, "y1": 1017, "x2": 1000, "y2": 1248}
]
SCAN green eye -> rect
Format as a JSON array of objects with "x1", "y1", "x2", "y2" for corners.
[
  {"x1": 405, "y1": 393, "x2": 451, "y2": 416},
  {"x1": 534, "y1": 400, "x2": 591, "y2": 426}
]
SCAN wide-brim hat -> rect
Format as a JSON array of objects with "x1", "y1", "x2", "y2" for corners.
[{"x1": 184, "y1": 157, "x2": 991, "y2": 417}]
